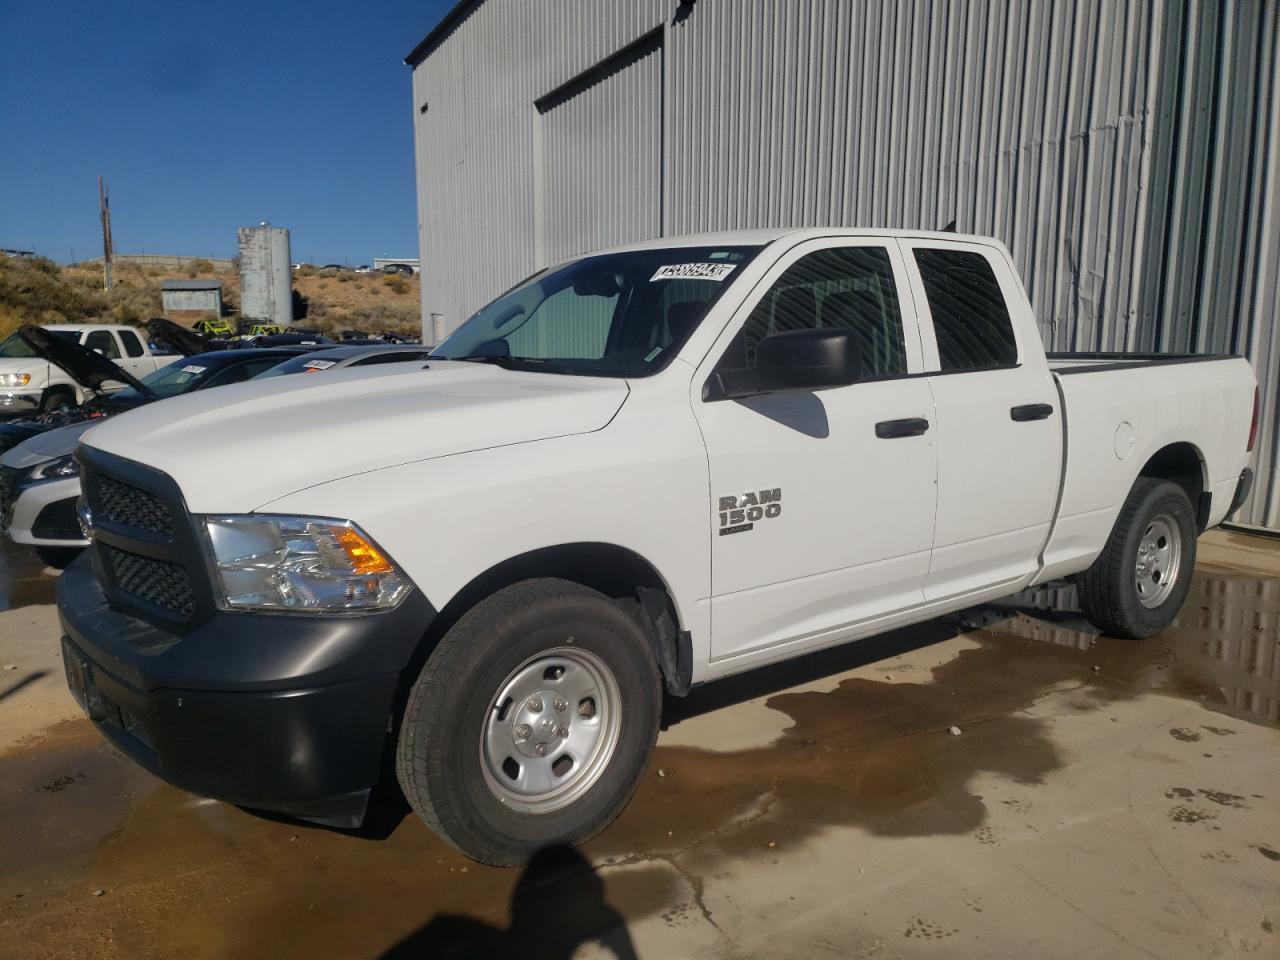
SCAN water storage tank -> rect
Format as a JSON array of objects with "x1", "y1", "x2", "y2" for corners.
[{"x1": 238, "y1": 224, "x2": 293, "y2": 326}]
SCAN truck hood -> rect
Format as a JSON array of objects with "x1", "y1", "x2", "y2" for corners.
[
  {"x1": 0, "y1": 419, "x2": 97, "y2": 469},
  {"x1": 17, "y1": 325, "x2": 154, "y2": 397},
  {"x1": 79, "y1": 361, "x2": 630, "y2": 511},
  {"x1": 145, "y1": 317, "x2": 218, "y2": 358}
]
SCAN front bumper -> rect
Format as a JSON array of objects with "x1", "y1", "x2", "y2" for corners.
[
  {"x1": 56, "y1": 552, "x2": 436, "y2": 826},
  {"x1": 0, "y1": 392, "x2": 40, "y2": 415},
  {"x1": 5, "y1": 475, "x2": 88, "y2": 547}
]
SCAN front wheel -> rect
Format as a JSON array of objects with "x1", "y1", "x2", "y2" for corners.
[
  {"x1": 396, "y1": 578, "x2": 662, "y2": 865},
  {"x1": 1076, "y1": 478, "x2": 1197, "y2": 638},
  {"x1": 40, "y1": 388, "x2": 74, "y2": 414}
]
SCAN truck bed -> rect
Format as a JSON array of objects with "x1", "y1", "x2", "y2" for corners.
[{"x1": 1046, "y1": 351, "x2": 1240, "y2": 374}]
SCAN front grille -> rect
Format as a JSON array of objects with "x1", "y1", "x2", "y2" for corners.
[
  {"x1": 103, "y1": 545, "x2": 195, "y2": 616},
  {"x1": 0, "y1": 465, "x2": 18, "y2": 522},
  {"x1": 97, "y1": 476, "x2": 173, "y2": 536}
]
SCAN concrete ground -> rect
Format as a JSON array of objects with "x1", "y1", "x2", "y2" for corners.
[{"x1": 1, "y1": 531, "x2": 1277, "y2": 959}]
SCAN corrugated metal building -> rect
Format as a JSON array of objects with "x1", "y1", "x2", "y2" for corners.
[
  {"x1": 407, "y1": 0, "x2": 1280, "y2": 528},
  {"x1": 160, "y1": 279, "x2": 224, "y2": 316}
]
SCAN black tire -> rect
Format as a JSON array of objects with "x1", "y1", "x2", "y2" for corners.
[
  {"x1": 35, "y1": 545, "x2": 82, "y2": 569},
  {"x1": 40, "y1": 388, "x2": 74, "y2": 414},
  {"x1": 1076, "y1": 478, "x2": 1197, "y2": 639},
  {"x1": 396, "y1": 578, "x2": 662, "y2": 866}
]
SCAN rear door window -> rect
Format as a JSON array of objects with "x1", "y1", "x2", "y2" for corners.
[
  {"x1": 84, "y1": 330, "x2": 121, "y2": 359},
  {"x1": 913, "y1": 248, "x2": 1017, "y2": 371},
  {"x1": 118, "y1": 329, "x2": 145, "y2": 357}
]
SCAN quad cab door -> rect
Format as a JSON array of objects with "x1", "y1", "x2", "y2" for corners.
[
  {"x1": 692, "y1": 238, "x2": 938, "y2": 665},
  {"x1": 895, "y1": 238, "x2": 1062, "y2": 601}
]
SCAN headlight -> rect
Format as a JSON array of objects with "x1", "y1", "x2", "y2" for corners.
[
  {"x1": 0, "y1": 373, "x2": 32, "y2": 387},
  {"x1": 25, "y1": 454, "x2": 80, "y2": 482},
  {"x1": 202, "y1": 515, "x2": 411, "y2": 612}
]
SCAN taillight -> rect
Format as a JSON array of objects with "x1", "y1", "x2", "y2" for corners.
[{"x1": 1247, "y1": 387, "x2": 1259, "y2": 452}]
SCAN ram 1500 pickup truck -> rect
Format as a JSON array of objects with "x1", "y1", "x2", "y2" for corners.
[
  {"x1": 56, "y1": 229, "x2": 1258, "y2": 865},
  {"x1": 0, "y1": 323, "x2": 179, "y2": 415}
]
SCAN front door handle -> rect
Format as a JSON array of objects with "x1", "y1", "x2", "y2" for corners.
[
  {"x1": 875, "y1": 417, "x2": 930, "y2": 439},
  {"x1": 1011, "y1": 403, "x2": 1054, "y2": 422}
]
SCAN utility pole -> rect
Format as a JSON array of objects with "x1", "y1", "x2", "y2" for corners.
[{"x1": 98, "y1": 175, "x2": 114, "y2": 292}]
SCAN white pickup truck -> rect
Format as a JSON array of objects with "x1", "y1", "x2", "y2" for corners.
[
  {"x1": 0, "y1": 323, "x2": 177, "y2": 415},
  {"x1": 57, "y1": 229, "x2": 1257, "y2": 865}
]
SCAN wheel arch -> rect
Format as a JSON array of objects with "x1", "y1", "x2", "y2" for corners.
[
  {"x1": 396, "y1": 542, "x2": 690, "y2": 716},
  {"x1": 1136, "y1": 441, "x2": 1209, "y2": 529}
]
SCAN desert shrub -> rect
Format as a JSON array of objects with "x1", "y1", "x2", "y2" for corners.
[
  {"x1": 296, "y1": 264, "x2": 316, "y2": 277},
  {"x1": 383, "y1": 274, "x2": 409, "y2": 295},
  {"x1": 336, "y1": 272, "x2": 352, "y2": 283},
  {"x1": 189, "y1": 259, "x2": 214, "y2": 274},
  {"x1": 318, "y1": 269, "x2": 337, "y2": 279}
]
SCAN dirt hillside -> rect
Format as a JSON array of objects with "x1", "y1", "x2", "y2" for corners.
[{"x1": 0, "y1": 255, "x2": 423, "y2": 341}]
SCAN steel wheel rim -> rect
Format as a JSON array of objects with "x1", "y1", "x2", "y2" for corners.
[
  {"x1": 479, "y1": 647, "x2": 622, "y2": 814},
  {"x1": 1135, "y1": 514, "x2": 1181, "y2": 609}
]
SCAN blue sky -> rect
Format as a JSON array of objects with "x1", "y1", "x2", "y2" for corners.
[{"x1": 0, "y1": 0, "x2": 455, "y2": 265}]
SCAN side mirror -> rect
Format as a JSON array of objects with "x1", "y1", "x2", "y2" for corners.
[{"x1": 715, "y1": 329, "x2": 862, "y2": 400}]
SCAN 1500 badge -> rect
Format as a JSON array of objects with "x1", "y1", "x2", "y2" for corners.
[{"x1": 718, "y1": 488, "x2": 782, "y2": 536}]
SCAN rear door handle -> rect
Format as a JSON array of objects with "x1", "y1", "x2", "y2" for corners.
[
  {"x1": 1011, "y1": 403, "x2": 1054, "y2": 422},
  {"x1": 875, "y1": 417, "x2": 930, "y2": 439}
]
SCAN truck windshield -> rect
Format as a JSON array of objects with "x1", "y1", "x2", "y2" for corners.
[
  {"x1": 0, "y1": 330, "x2": 79, "y2": 358},
  {"x1": 430, "y1": 246, "x2": 760, "y2": 377}
]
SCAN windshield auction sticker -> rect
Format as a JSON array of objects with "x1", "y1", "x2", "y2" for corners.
[
  {"x1": 303, "y1": 359, "x2": 337, "y2": 370},
  {"x1": 180, "y1": 365, "x2": 206, "y2": 374},
  {"x1": 650, "y1": 263, "x2": 737, "y2": 282}
]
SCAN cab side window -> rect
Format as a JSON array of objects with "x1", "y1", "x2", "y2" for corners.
[
  {"x1": 118, "y1": 329, "x2": 145, "y2": 357},
  {"x1": 715, "y1": 246, "x2": 907, "y2": 381},
  {"x1": 84, "y1": 330, "x2": 121, "y2": 359},
  {"x1": 913, "y1": 248, "x2": 1017, "y2": 371}
]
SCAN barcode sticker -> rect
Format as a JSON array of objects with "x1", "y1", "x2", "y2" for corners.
[{"x1": 650, "y1": 263, "x2": 737, "y2": 282}]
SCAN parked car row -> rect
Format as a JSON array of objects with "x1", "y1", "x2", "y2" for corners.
[
  {"x1": 0, "y1": 324, "x2": 180, "y2": 415},
  {"x1": 0, "y1": 326, "x2": 433, "y2": 566}
]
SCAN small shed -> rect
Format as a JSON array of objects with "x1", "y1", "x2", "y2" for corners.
[{"x1": 161, "y1": 279, "x2": 224, "y2": 317}]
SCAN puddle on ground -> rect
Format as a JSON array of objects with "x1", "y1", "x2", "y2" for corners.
[
  {"x1": 0, "y1": 570, "x2": 1276, "y2": 958},
  {"x1": 0, "y1": 536, "x2": 56, "y2": 612},
  {"x1": 968, "y1": 571, "x2": 1280, "y2": 729}
]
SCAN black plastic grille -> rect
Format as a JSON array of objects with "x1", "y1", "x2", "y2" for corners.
[
  {"x1": 97, "y1": 476, "x2": 173, "y2": 536},
  {"x1": 32, "y1": 498, "x2": 82, "y2": 540},
  {"x1": 104, "y1": 545, "x2": 194, "y2": 616},
  {"x1": 0, "y1": 465, "x2": 17, "y2": 521}
]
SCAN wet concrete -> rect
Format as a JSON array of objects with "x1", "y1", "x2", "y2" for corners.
[
  {"x1": 1, "y1": 535, "x2": 1278, "y2": 958},
  {"x1": 0, "y1": 537, "x2": 55, "y2": 613}
]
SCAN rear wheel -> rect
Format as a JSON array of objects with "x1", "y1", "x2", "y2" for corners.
[
  {"x1": 1076, "y1": 478, "x2": 1196, "y2": 638},
  {"x1": 396, "y1": 578, "x2": 661, "y2": 865}
]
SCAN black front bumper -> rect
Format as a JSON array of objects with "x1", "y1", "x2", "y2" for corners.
[{"x1": 57, "y1": 552, "x2": 435, "y2": 827}]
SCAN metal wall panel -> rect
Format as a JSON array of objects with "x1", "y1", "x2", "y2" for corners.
[
  {"x1": 538, "y1": 31, "x2": 663, "y2": 263},
  {"x1": 410, "y1": 0, "x2": 1280, "y2": 527}
]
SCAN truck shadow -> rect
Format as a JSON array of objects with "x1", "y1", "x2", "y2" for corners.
[{"x1": 378, "y1": 844, "x2": 638, "y2": 960}]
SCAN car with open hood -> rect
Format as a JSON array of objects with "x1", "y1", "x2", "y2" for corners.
[
  {"x1": 0, "y1": 323, "x2": 181, "y2": 416},
  {"x1": 0, "y1": 342, "x2": 315, "y2": 565}
]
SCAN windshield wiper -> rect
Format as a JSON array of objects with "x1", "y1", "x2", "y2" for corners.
[{"x1": 447, "y1": 354, "x2": 547, "y2": 367}]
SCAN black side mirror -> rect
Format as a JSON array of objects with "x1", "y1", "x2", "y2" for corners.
[{"x1": 714, "y1": 329, "x2": 862, "y2": 400}]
